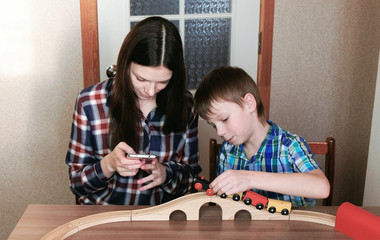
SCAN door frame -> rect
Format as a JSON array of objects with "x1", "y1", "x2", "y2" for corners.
[{"x1": 79, "y1": 0, "x2": 274, "y2": 118}]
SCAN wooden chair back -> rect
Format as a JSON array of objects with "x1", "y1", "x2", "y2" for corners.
[
  {"x1": 209, "y1": 137, "x2": 335, "y2": 206},
  {"x1": 209, "y1": 138, "x2": 221, "y2": 181},
  {"x1": 308, "y1": 137, "x2": 335, "y2": 206}
]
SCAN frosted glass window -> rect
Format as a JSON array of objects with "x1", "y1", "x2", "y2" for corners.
[
  {"x1": 185, "y1": 0, "x2": 231, "y2": 14},
  {"x1": 185, "y1": 18, "x2": 231, "y2": 89},
  {"x1": 126, "y1": 0, "x2": 232, "y2": 89},
  {"x1": 98, "y1": 1, "x2": 259, "y2": 89},
  {"x1": 131, "y1": 20, "x2": 179, "y2": 31},
  {"x1": 130, "y1": 0, "x2": 179, "y2": 16}
]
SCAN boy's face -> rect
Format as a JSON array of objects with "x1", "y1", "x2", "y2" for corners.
[{"x1": 207, "y1": 98, "x2": 253, "y2": 146}]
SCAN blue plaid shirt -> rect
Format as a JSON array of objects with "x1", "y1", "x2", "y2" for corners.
[
  {"x1": 66, "y1": 79, "x2": 201, "y2": 205},
  {"x1": 216, "y1": 121, "x2": 321, "y2": 206}
]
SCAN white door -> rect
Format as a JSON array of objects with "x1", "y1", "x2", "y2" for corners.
[
  {"x1": 98, "y1": 0, "x2": 260, "y2": 86},
  {"x1": 97, "y1": 0, "x2": 260, "y2": 179}
]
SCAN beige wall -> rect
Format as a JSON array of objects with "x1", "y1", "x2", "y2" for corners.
[
  {"x1": 0, "y1": 1, "x2": 83, "y2": 239},
  {"x1": 269, "y1": 0, "x2": 379, "y2": 206}
]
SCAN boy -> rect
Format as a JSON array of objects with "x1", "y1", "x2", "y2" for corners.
[{"x1": 194, "y1": 66, "x2": 330, "y2": 206}]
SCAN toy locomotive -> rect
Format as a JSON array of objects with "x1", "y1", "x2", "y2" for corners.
[{"x1": 194, "y1": 176, "x2": 292, "y2": 215}]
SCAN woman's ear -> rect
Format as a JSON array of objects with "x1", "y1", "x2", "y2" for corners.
[{"x1": 243, "y1": 93, "x2": 257, "y2": 113}]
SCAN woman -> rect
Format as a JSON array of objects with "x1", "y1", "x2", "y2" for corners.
[{"x1": 66, "y1": 16, "x2": 201, "y2": 205}]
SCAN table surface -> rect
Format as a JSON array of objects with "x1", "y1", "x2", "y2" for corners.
[{"x1": 8, "y1": 203, "x2": 380, "y2": 240}]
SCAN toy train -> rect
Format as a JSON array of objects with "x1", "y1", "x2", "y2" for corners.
[{"x1": 194, "y1": 176, "x2": 292, "y2": 215}]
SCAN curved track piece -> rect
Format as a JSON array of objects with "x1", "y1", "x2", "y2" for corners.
[
  {"x1": 41, "y1": 210, "x2": 132, "y2": 240},
  {"x1": 42, "y1": 193, "x2": 337, "y2": 240},
  {"x1": 290, "y1": 210, "x2": 336, "y2": 227}
]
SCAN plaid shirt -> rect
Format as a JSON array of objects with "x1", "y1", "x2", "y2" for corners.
[
  {"x1": 66, "y1": 79, "x2": 201, "y2": 205},
  {"x1": 216, "y1": 120, "x2": 321, "y2": 206}
]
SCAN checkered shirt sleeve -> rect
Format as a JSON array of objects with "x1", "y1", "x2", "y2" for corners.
[{"x1": 216, "y1": 121, "x2": 321, "y2": 206}]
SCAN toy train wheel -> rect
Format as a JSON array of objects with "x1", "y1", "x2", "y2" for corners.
[
  {"x1": 281, "y1": 209, "x2": 289, "y2": 215},
  {"x1": 268, "y1": 206, "x2": 276, "y2": 213},
  {"x1": 206, "y1": 188, "x2": 214, "y2": 196},
  {"x1": 256, "y1": 203, "x2": 264, "y2": 210},
  {"x1": 232, "y1": 194, "x2": 240, "y2": 201},
  {"x1": 194, "y1": 183, "x2": 203, "y2": 190},
  {"x1": 220, "y1": 193, "x2": 227, "y2": 198},
  {"x1": 244, "y1": 198, "x2": 252, "y2": 205}
]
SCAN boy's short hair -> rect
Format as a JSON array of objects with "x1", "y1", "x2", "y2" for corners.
[{"x1": 194, "y1": 66, "x2": 265, "y2": 121}]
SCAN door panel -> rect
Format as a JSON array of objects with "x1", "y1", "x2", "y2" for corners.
[{"x1": 97, "y1": 0, "x2": 260, "y2": 86}]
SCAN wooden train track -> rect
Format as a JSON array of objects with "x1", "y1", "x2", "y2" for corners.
[{"x1": 41, "y1": 192, "x2": 335, "y2": 240}]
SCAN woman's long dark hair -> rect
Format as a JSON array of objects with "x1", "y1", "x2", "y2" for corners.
[{"x1": 109, "y1": 16, "x2": 188, "y2": 151}]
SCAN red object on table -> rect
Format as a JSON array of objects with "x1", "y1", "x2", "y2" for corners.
[{"x1": 335, "y1": 202, "x2": 380, "y2": 239}]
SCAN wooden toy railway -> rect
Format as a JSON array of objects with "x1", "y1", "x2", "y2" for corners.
[{"x1": 41, "y1": 192, "x2": 336, "y2": 240}]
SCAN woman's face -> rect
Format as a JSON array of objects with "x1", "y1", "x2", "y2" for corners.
[{"x1": 130, "y1": 62, "x2": 172, "y2": 101}]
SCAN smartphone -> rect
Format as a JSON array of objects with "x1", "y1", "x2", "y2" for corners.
[{"x1": 126, "y1": 154, "x2": 156, "y2": 162}]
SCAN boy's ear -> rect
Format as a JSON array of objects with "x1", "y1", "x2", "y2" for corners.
[{"x1": 243, "y1": 93, "x2": 257, "y2": 112}]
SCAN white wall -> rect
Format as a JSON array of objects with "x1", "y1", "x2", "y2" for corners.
[
  {"x1": 0, "y1": 1, "x2": 83, "y2": 239},
  {"x1": 363, "y1": 53, "x2": 380, "y2": 206}
]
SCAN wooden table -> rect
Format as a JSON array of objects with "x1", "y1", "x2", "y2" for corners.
[{"x1": 8, "y1": 204, "x2": 380, "y2": 239}]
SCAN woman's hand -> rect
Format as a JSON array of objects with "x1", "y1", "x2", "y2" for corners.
[
  {"x1": 100, "y1": 142, "x2": 142, "y2": 178},
  {"x1": 137, "y1": 159, "x2": 167, "y2": 191}
]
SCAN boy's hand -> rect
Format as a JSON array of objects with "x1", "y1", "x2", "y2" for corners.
[{"x1": 210, "y1": 170, "x2": 252, "y2": 196}]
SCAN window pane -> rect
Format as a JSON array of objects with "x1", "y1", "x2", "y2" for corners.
[
  {"x1": 130, "y1": 0, "x2": 179, "y2": 16},
  {"x1": 185, "y1": 18, "x2": 231, "y2": 89},
  {"x1": 185, "y1": 0, "x2": 231, "y2": 14},
  {"x1": 130, "y1": 20, "x2": 179, "y2": 31}
]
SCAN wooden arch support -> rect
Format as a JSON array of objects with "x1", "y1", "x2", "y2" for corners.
[{"x1": 41, "y1": 193, "x2": 335, "y2": 240}]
